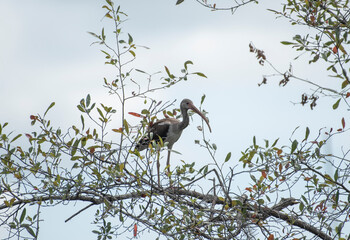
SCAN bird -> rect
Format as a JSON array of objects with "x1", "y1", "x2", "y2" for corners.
[{"x1": 135, "y1": 98, "x2": 212, "y2": 185}]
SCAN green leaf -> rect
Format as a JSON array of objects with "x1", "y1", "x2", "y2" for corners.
[
  {"x1": 81, "y1": 115, "x2": 85, "y2": 130},
  {"x1": 341, "y1": 80, "x2": 349, "y2": 89},
  {"x1": 141, "y1": 109, "x2": 150, "y2": 115},
  {"x1": 71, "y1": 156, "x2": 83, "y2": 161},
  {"x1": 135, "y1": 69, "x2": 146, "y2": 74},
  {"x1": 87, "y1": 31, "x2": 101, "y2": 40},
  {"x1": 71, "y1": 139, "x2": 80, "y2": 156},
  {"x1": 20, "y1": 208, "x2": 26, "y2": 223},
  {"x1": 184, "y1": 60, "x2": 193, "y2": 70},
  {"x1": 81, "y1": 137, "x2": 87, "y2": 147},
  {"x1": 10, "y1": 134, "x2": 22, "y2": 143},
  {"x1": 89, "y1": 103, "x2": 96, "y2": 112},
  {"x1": 119, "y1": 163, "x2": 125, "y2": 173},
  {"x1": 176, "y1": 0, "x2": 185, "y2": 4},
  {"x1": 123, "y1": 119, "x2": 129, "y2": 134},
  {"x1": 129, "y1": 50, "x2": 136, "y2": 57},
  {"x1": 264, "y1": 139, "x2": 269, "y2": 148},
  {"x1": 44, "y1": 102, "x2": 55, "y2": 117},
  {"x1": 105, "y1": 12, "x2": 113, "y2": 19},
  {"x1": 304, "y1": 127, "x2": 310, "y2": 141},
  {"x1": 86, "y1": 94, "x2": 91, "y2": 107},
  {"x1": 301, "y1": 195, "x2": 308, "y2": 204},
  {"x1": 200, "y1": 94, "x2": 206, "y2": 104},
  {"x1": 193, "y1": 72, "x2": 207, "y2": 78},
  {"x1": 271, "y1": 138, "x2": 279, "y2": 147},
  {"x1": 105, "y1": 0, "x2": 113, "y2": 7},
  {"x1": 291, "y1": 140, "x2": 298, "y2": 153},
  {"x1": 280, "y1": 41, "x2": 294, "y2": 45},
  {"x1": 160, "y1": 206, "x2": 164, "y2": 217},
  {"x1": 334, "y1": 169, "x2": 339, "y2": 181},
  {"x1": 102, "y1": 5, "x2": 111, "y2": 11},
  {"x1": 333, "y1": 99, "x2": 341, "y2": 109},
  {"x1": 250, "y1": 174, "x2": 256, "y2": 182},
  {"x1": 203, "y1": 165, "x2": 208, "y2": 174},
  {"x1": 164, "y1": 66, "x2": 171, "y2": 77},
  {"x1": 128, "y1": 33, "x2": 133, "y2": 45},
  {"x1": 97, "y1": 108, "x2": 104, "y2": 119},
  {"x1": 25, "y1": 225, "x2": 36, "y2": 238},
  {"x1": 77, "y1": 105, "x2": 85, "y2": 112},
  {"x1": 80, "y1": 99, "x2": 85, "y2": 108},
  {"x1": 299, "y1": 202, "x2": 304, "y2": 212},
  {"x1": 225, "y1": 152, "x2": 232, "y2": 162},
  {"x1": 101, "y1": 28, "x2": 106, "y2": 41}
]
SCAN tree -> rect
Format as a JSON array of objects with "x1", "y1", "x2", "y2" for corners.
[
  {"x1": 1, "y1": 1, "x2": 350, "y2": 240},
  {"x1": 183, "y1": 0, "x2": 350, "y2": 109}
]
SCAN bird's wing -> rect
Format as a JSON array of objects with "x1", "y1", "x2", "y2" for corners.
[
  {"x1": 135, "y1": 118, "x2": 179, "y2": 151},
  {"x1": 148, "y1": 119, "x2": 173, "y2": 141}
]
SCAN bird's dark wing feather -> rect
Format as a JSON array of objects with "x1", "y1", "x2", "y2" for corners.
[
  {"x1": 135, "y1": 119, "x2": 171, "y2": 151},
  {"x1": 149, "y1": 120, "x2": 171, "y2": 141}
]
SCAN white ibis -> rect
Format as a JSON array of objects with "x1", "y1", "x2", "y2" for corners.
[{"x1": 135, "y1": 98, "x2": 212, "y2": 184}]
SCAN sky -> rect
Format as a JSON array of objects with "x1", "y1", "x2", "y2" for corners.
[{"x1": 0, "y1": 0, "x2": 348, "y2": 239}]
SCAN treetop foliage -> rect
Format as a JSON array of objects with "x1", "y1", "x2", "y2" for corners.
[{"x1": 1, "y1": 0, "x2": 350, "y2": 239}]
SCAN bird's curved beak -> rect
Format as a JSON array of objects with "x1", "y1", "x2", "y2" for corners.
[{"x1": 188, "y1": 103, "x2": 212, "y2": 133}]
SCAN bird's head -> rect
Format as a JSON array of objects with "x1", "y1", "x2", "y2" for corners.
[
  {"x1": 181, "y1": 98, "x2": 212, "y2": 132},
  {"x1": 180, "y1": 99, "x2": 194, "y2": 110}
]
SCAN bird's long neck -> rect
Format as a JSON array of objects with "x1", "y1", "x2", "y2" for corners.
[{"x1": 178, "y1": 107, "x2": 189, "y2": 131}]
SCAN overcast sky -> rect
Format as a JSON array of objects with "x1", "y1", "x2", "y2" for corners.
[{"x1": 0, "y1": 1, "x2": 347, "y2": 239}]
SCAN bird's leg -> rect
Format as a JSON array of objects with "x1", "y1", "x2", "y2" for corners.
[
  {"x1": 166, "y1": 148, "x2": 171, "y2": 177},
  {"x1": 157, "y1": 150, "x2": 160, "y2": 186},
  {"x1": 166, "y1": 148, "x2": 174, "y2": 187}
]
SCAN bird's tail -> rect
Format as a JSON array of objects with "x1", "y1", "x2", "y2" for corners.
[{"x1": 135, "y1": 136, "x2": 150, "y2": 152}]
